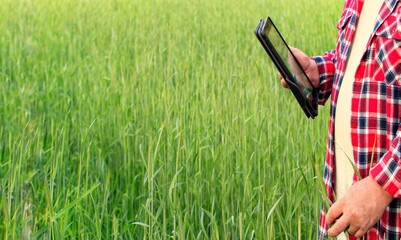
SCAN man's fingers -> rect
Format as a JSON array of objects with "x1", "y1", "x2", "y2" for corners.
[
  {"x1": 278, "y1": 72, "x2": 288, "y2": 88},
  {"x1": 326, "y1": 200, "x2": 344, "y2": 225},
  {"x1": 281, "y1": 79, "x2": 288, "y2": 88},
  {"x1": 352, "y1": 224, "x2": 371, "y2": 238},
  {"x1": 347, "y1": 225, "x2": 359, "y2": 236},
  {"x1": 327, "y1": 215, "x2": 350, "y2": 237},
  {"x1": 354, "y1": 228, "x2": 368, "y2": 238}
]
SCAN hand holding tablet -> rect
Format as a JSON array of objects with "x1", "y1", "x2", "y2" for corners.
[{"x1": 254, "y1": 17, "x2": 318, "y2": 118}]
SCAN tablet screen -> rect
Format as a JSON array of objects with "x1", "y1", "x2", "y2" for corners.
[{"x1": 264, "y1": 19, "x2": 314, "y2": 103}]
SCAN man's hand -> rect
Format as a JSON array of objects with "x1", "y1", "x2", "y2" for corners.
[
  {"x1": 278, "y1": 47, "x2": 320, "y2": 89},
  {"x1": 326, "y1": 175, "x2": 393, "y2": 237}
]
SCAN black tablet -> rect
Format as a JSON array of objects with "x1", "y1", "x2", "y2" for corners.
[{"x1": 254, "y1": 17, "x2": 318, "y2": 118}]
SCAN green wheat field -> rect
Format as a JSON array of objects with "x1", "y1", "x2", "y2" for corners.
[{"x1": 1, "y1": 0, "x2": 343, "y2": 239}]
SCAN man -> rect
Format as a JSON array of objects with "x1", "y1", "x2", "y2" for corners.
[{"x1": 281, "y1": 0, "x2": 401, "y2": 239}]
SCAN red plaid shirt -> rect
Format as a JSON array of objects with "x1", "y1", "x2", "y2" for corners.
[{"x1": 315, "y1": 0, "x2": 401, "y2": 239}]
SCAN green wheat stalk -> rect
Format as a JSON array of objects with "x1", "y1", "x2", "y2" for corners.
[{"x1": 334, "y1": 142, "x2": 362, "y2": 181}]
